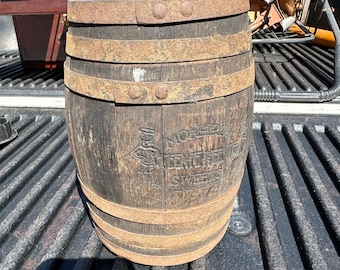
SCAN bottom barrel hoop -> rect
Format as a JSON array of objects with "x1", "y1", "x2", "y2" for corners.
[
  {"x1": 94, "y1": 220, "x2": 229, "y2": 266},
  {"x1": 79, "y1": 177, "x2": 239, "y2": 265},
  {"x1": 87, "y1": 198, "x2": 234, "y2": 250}
]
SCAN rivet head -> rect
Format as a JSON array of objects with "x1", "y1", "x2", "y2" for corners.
[
  {"x1": 127, "y1": 86, "x2": 141, "y2": 99},
  {"x1": 180, "y1": 1, "x2": 194, "y2": 17},
  {"x1": 155, "y1": 87, "x2": 168, "y2": 100},
  {"x1": 152, "y1": 3, "x2": 167, "y2": 19}
]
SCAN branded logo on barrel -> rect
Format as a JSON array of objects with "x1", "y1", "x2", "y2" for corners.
[{"x1": 132, "y1": 121, "x2": 248, "y2": 193}]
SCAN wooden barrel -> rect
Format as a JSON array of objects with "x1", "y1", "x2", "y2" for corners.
[{"x1": 65, "y1": 0, "x2": 254, "y2": 266}]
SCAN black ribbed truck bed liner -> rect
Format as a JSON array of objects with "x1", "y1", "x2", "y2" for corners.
[
  {"x1": 0, "y1": 108, "x2": 338, "y2": 270},
  {"x1": 253, "y1": 40, "x2": 337, "y2": 102}
]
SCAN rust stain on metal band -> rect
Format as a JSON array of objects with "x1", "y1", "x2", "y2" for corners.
[
  {"x1": 66, "y1": 31, "x2": 251, "y2": 63},
  {"x1": 67, "y1": 0, "x2": 250, "y2": 24},
  {"x1": 64, "y1": 63, "x2": 255, "y2": 104},
  {"x1": 88, "y1": 202, "x2": 233, "y2": 249},
  {"x1": 95, "y1": 223, "x2": 228, "y2": 266},
  {"x1": 94, "y1": 218, "x2": 229, "y2": 256},
  {"x1": 77, "y1": 175, "x2": 241, "y2": 225},
  {"x1": 135, "y1": 0, "x2": 249, "y2": 24},
  {"x1": 67, "y1": 1, "x2": 136, "y2": 24},
  {"x1": 67, "y1": 51, "x2": 253, "y2": 83}
]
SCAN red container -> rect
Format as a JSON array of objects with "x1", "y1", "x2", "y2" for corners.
[
  {"x1": 0, "y1": 0, "x2": 67, "y2": 69},
  {"x1": 13, "y1": 14, "x2": 67, "y2": 69}
]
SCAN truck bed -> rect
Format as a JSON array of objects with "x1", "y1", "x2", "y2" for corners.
[{"x1": 0, "y1": 16, "x2": 339, "y2": 270}]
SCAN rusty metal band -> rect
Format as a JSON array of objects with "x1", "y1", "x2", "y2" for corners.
[
  {"x1": 78, "y1": 175, "x2": 241, "y2": 225},
  {"x1": 68, "y1": 14, "x2": 249, "y2": 40},
  {"x1": 67, "y1": 0, "x2": 250, "y2": 24},
  {"x1": 67, "y1": 51, "x2": 253, "y2": 83},
  {"x1": 88, "y1": 200, "x2": 233, "y2": 249},
  {"x1": 95, "y1": 223, "x2": 227, "y2": 266},
  {"x1": 88, "y1": 191, "x2": 233, "y2": 234},
  {"x1": 64, "y1": 63, "x2": 254, "y2": 104},
  {"x1": 95, "y1": 219, "x2": 228, "y2": 256},
  {"x1": 66, "y1": 30, "x2": 252, "y2": 63}
]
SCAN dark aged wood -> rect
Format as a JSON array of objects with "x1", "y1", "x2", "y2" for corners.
[
  {"x1": 65, "y1": 2, "x2": 254, "y2": 266},
  {"x1": 66, "y1": 86, "x2": 253, "y2": 265},
  {"x1": 0, "y1": 0, "x2": 67, "y2": 15}
]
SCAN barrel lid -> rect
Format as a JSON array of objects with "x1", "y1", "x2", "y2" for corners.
[{"x1": 67, "y1": 0, "x2": 250, "y2": 24}]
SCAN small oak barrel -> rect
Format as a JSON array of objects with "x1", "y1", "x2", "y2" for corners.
[{"x1": 65, "y1": 0, "x2": 254, "y2": 266}]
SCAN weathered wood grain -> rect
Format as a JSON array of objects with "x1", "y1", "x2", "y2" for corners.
[{"x1": 65, "y1": 6, "x2": 253, "y2": 266}]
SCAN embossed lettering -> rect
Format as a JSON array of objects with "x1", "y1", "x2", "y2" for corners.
[
  {"x1": 163, "y1": 123, "x2": 233, "y2": 149},
  {"x1": 163, "y1": 148, "x2": 225, "y2": 170},
  {"x1": 169, "y1": 168, "x2": 222, "y2": 191},
  {"x1": 176, "y1": 129, "x2": 191, "y2": 143},
  {"x1": 132, "y1": 120, "x2": 250, "y2": 191},
  {"x1": 202, "y1": 148, "x2": 225, "y2": 166},
  {"x1": 163, "y1": 152, "x2": 203, "y2": 170}
]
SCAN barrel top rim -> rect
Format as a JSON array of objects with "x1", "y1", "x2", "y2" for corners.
[{"x1": 67, "y1": 0, "x2": 250, "y2": 24}]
